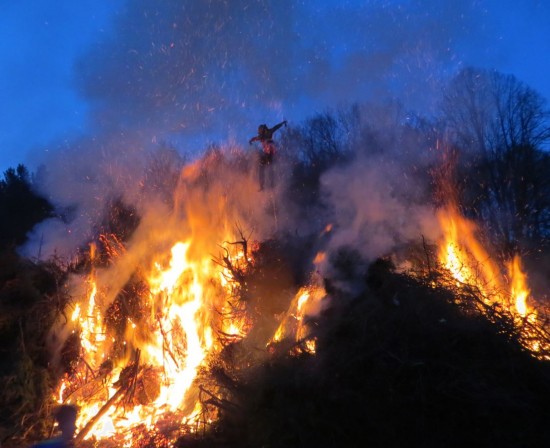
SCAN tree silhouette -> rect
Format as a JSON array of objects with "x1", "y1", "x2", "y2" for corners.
[
  {"x1": 0, "y1": 164, "x2": 53, "y2": 250},
  {"x1": 441, "y1": 68, "x2": 550, "y2": 252},
  {"x1": 442, "y1": 68, "x2": 550, "y2": 152}
]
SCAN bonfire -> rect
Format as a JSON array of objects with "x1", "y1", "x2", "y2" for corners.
[
  {"x1": 48, "y1": 158, "x2": 326, "y2": 447},
  {"x1": 10, "y1": 148, "x2": 550, "y2": 448}
]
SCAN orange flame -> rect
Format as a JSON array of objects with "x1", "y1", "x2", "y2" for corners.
[
  {"x1": 270, "y1": 273, "x2": 325, "y2": 353},
  {"x1": 56, "y1": 237, "x2": 241, "y2": 444},
  {"x1": 507, "y1": 255, "x2": 531, "y2": 318},
  {"x1": 50, "y1": 152, "x2": 326, "y2": 445},
  {"x1": 53, "y1": 202, "x2": 324, "y2": 445},
  {"x1": 437, "y1": 204, "x2": 545, "y2": 356},
  {"x1": 437, "y1": 205, "x2": 502, "y2": 300}
]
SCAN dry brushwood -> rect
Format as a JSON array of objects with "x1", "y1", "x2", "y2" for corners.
[
  {"x1": 213, "y1": 224, "x2": 253, "y2": 287},
  {"x1": 73, "y1": 350, "x2": 141, "y2": 444},
  {"x1": 413, "y1": 255, "x2": 550, "y2": 360},
  {"x1": 213, "y1": 246, "x2": 246, "y2": 286},
  {"x1": 223, "y1": 223, "x2": 252, "y2": 267},
  {"x1": 199, "y1": 385, "x2": 240, "y2": 414}
]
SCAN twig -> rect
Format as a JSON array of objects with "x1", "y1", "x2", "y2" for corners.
[{"x1": 81, "y1": 357, "x2": 96, "y2": 379}]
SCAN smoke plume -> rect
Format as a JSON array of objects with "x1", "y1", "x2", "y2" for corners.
[{"x1": 23, "y1": 0, "x2": 489, "y2": 262}]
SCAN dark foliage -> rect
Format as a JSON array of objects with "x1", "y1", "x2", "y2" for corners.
[
  {"x1": 104, "y1": 274, "x2": 149, "y2": 361},
  {"x1": 244, "y1": 236, "x2": 318, "y2": 303},
  {"x1": 178, "y1": 259, "x2": 550, "y2": 448},
  {"x1": 280, "y1": 109, "x2": 354, "y2": 212},
  {"x1": 0, "y1": 249, "x2": 69, "y2": 445},
  {"x1": 456, "y1": 143, "x2": 550, "y2": 256},
  {"x1": 0, "y1": 165, "x2": 53, "y2": 251},
  {"x1": 219, "y1": 235, "x2": 319, "y2": 350},
  {"x1": 99, "y1": 197, "x2": 141, "y2": 244}
]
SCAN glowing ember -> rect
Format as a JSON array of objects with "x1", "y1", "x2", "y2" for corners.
[{"x1": 313, "y1": 251, "x2": 326, "y2": 265}]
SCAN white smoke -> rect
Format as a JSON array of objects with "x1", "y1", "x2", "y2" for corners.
[
  {"x1": 320, "y1": 153, "x2": 441, "y2": 265},
  {"x1": 21, "y1": 0, "x2": 492, "y2": 262}
]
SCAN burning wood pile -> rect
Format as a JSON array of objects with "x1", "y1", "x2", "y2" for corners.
[
  {"x1": 48, "y1": 223, "x2": 325, "y2": 447},
  {"x1": 46, "y1": 200, "x2": 549, "y2": 447},
  {"x1": 3, "y1": 152, "x2": 550, "y2": 447},
  {"x1": 432, "y1": 203, "x2": 550, "y2": 359}
]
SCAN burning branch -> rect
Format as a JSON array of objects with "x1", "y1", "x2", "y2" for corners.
[
  {"x1": 213, "y1": 223, "x2": 253, "y2": 287},
  {"x1": 214, "y1": 246, "x2": 246, "y2": 285},
  {"x1": 120, "y1": 349, "x2": 141, "y2": 407},
  {"x1": 98, "y1": 233, "x2": 126, "y2": 261},
  {"x1": 224, "y1": 223, "x2": 252, "y2": 268},
  {"x1": 422, "y1": 262, "x2": 550, "y2": 359},
  {"x1": 73, "y1": 384, "x2": 126, "y2": 444},
  {"x1": 157, "y1": 316, "x2": 180, "y2": 369},
  {"x1": 73, "y1": 350, "x2": 142, "y2": 444}
]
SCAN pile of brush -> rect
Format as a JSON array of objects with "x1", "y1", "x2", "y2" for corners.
[{"x1": 177, "y1": 252, "x2": 550, "y2": 448}]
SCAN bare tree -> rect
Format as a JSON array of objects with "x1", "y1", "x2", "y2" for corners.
[
  {"x1": 442, "y1": 67, "x2": 550, "y2": 154},
  {"x1": 299, "y1": 112, "x2": 344, "y2": 168},
  {"x1": 489, "y1": 71, "x2": 550, "y2": 152},
  {"x1": 441, "y1": 67, "x2": 550, "y2": 252},
  {"x1": 441, "y1": 67, "x2": 495, "y2": 154}
]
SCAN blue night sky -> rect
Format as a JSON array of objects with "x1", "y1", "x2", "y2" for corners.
[
  {"x1": 0, "y1": 1, "x2": 119, "y2": 171},
  {"x1": 1, "y1": 0, "x2": 549, "y2": 174}
]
